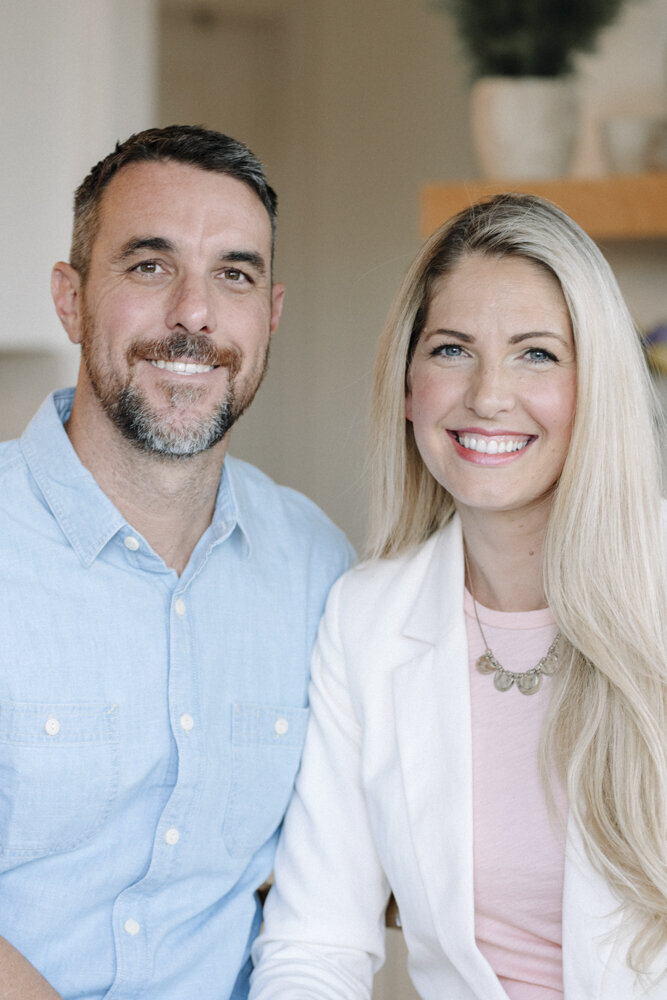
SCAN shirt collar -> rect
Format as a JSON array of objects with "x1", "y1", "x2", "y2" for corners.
[
  {"x1": 20, "y1": 389, "x2": 249, "y2": 567},
  {"x1": 216, "y1": 456, "x2": 252, "y2": 558}
]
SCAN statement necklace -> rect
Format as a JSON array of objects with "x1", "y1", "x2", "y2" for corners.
[{"x1": 465, "y1": 554, "x2": 561, "y2": 695}]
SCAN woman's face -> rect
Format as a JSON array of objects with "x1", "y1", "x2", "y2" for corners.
[{"x1": 405, "y1": 253, "x2": 577, "y2": 523}]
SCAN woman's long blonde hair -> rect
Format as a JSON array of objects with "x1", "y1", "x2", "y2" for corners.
[{"x1": 369, "y1": 194, "x2": 666, "y2": 971}]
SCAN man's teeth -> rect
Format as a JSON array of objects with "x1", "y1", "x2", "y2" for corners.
[
  {"x1": 457, "y1": 434, "x2": 530, "y2": 455},
  {"x1": 151, "y1": 360, "x2": 214, "y2": 374}
]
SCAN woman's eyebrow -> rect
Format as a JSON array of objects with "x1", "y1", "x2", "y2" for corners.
[
  {"x1": 424, "y1": 328, "x2": 474, "y2": 342},
  {"x1": 509, "y1": 331, "x2": 569, "y2": 345}
]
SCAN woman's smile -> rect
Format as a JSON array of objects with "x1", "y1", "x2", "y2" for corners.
[{"x1": 448, "y1": 429, "x2": 534, "y2": 462}]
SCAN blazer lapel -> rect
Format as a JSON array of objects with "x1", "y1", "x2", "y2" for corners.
[{"x1": 392, "y1": 520, "x2": 508, "y2": 998}]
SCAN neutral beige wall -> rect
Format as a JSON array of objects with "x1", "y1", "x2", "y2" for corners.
[
  {"x1": 159, "y1": 0, "x2": 667, "y2": 551},
  {"x1": 159, "y1": 0, "x2": 476, "y2": 550}
]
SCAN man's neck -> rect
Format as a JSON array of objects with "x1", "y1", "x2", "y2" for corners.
[{"x1": 66, "y1": 400, "x2": 227, "y2": 576}]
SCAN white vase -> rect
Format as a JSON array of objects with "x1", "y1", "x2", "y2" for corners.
[{"x1": 470, "y1": 76, "x2": 578, "y2": 180}]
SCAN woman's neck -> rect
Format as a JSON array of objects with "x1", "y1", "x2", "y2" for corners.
[{"x1": 458, "y1": 504, "x2": 550, "y2": 612}]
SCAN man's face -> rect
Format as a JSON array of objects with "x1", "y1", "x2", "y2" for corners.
[{"x1": 65, "y1": 160, "x2": 282, "y2": 457}]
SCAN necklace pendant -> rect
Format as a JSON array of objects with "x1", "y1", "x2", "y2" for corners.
[
  {"x1": 516, "y1": 671, "x2": 542, "y2": 695},
  {"x1": 493, "y1": 670, "x2": 515, "y2": 692},
  {"x1": 540, "y1": 644, "x2": 560, "y2": 676},
  {"x1": 476, "y1": 651, "x2": 496, "y2": 675},
  {"x1": 465, "y1": 548, "x2": 561, "y2": 696}
]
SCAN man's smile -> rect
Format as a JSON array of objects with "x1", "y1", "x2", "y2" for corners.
[{"x1": 150, "y1": 359, "x2": 217, "y2": 375}]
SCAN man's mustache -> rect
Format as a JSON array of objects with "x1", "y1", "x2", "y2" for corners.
[{"x1": 128, "y1": 334, "x2": 242, "y2": 376}]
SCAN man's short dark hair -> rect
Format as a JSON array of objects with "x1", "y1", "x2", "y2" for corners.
[{"x1": 70, "y1": 124, "x2": 278, "y2": 280}]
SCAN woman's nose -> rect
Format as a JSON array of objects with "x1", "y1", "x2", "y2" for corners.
[{"x1": 464, "y1": 363, "x2": 515, "y2": 418}]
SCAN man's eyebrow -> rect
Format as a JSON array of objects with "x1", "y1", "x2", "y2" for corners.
[
  {"x1": 113, "y1": 239, "x2": 268, "y2": 277},
  {"x1": 115, "y1": 237, "x2": 175, "y2": 261},
  {"x1": 221, "y1": 250, "x2": 267, "y2": 277}
]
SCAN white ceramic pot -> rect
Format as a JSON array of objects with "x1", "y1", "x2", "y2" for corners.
[{"x1": 470, "y1": 76, "x2": 578, "y2": 180}]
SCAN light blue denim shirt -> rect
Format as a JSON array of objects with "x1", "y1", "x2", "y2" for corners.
[{"x1": 0, "y1": 389, "x2": 353, "y2": 1000}]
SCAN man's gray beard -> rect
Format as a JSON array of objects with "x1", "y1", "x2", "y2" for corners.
[
  {"x1": 80, "y1": 325, "x2": 269, "y2": 459},
  {"x1": 108, "y1": 381, "x2": 235, "y2": 457}
]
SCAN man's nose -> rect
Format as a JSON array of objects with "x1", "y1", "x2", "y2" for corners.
[{"x1": 165, "y1": 273, "x2": 216, "y2": 335}]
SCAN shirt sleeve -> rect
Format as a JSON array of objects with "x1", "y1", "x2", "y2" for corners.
[{"x1": 249, "y1": 576, "x2": 391, "y2": 998}]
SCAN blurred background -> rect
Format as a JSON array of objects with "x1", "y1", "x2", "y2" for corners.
[{"x1": 1, "y1": 2, "x2": 666, "y2": 994}]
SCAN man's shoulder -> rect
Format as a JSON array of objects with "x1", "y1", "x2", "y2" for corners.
[{"x1": 225, "y1": 455, "x2": 354, "y2": 562}]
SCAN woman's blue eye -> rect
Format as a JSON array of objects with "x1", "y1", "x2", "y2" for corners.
[
  {"x1": 432, "y1": 344, "x2": 464, "y2": 358},
  {"x1": 526, "y1": 347, "x2": 557, "y2": 363}
]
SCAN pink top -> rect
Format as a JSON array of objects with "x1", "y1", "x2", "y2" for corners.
[{"x1": 464, "y1": 590, "x2": 568, "y2": 1000}]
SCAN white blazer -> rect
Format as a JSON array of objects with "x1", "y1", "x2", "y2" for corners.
[{"x1": 251, "y1": 517, "x2": 666, "y2": 999}]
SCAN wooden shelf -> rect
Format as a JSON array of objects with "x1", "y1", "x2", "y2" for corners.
[{"x1": 420, "y1": 173, "x2": 667, "y2": 241}]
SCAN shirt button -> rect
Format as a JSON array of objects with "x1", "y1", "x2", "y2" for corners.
[
  {"x1": 165, "y1": 826, "x2": 180, "y2": 846},
  {"x1": 274, "y1": 717, "x2": 289, "y2": 736},
  {"x1": 174, "y1": 598, "x2": 186, "y2": 617},
  {"x1": 124, "y1": 918, "x2": 140, "y2": 936},
  {"x1": 124, "y1": 536, "x2": 140, "y2": 551},
  {"x1": 180, "y1": 713, "x2": 194, "y2": 733},
  {"x1": 44, "y1": 717, "x2": 60, "y2": 736}
]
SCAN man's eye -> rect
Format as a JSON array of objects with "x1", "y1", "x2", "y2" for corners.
[
  {"x1": 133, "y1": 261, "x2": 162, "y2": 274},
  {"x1": 223, "y1": 268, "x2": 247, "y2": 282}
]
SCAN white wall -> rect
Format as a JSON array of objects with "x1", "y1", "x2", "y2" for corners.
[{"x1": 0, "y1": 0, "x2": 158, "y2": 431}]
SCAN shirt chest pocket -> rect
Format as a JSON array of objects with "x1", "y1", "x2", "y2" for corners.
[
  {"x1": 0, "y1": 701, "x2": 119, "y2": 862},
  {"x1": 222, "y1": 703, "x2": 309, "y2": 858}
]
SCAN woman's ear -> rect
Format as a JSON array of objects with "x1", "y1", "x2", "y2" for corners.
[{"x1": 51, "y1": 262, "x2": 84, "y2": 345}]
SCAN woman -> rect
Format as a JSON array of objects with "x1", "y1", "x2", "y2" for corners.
[{"x1": 250, "y1": 194, "x2": 666, "y2": 999}]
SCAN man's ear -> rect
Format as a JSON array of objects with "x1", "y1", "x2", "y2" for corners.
[
  {"x1": 51, "y1": 262, "x2": 84, "y2": 345},
  {"x1": 269, "y1": 282, "x2": 285, "y2": 337}
]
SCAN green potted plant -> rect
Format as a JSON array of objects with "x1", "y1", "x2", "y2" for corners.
[{"x1": 434, "y1": 0, "x2": 632, "y2": 178}]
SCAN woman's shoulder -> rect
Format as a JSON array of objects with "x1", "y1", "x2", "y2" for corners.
[{"x1": 324, "y1": 518, "x2": 462, "y2": 631}]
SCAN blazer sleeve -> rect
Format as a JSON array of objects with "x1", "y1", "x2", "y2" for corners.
[{"x1": 249, "y1": 574, "x2": 391, "y2": 999}]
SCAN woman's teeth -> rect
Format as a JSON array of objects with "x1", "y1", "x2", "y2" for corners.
[
  {"x1": 456, "y1": 434, "x2": 530, "y2": 455},
  {"x1": 151, "y1": 360, "x2": 214, "y2": 374}
]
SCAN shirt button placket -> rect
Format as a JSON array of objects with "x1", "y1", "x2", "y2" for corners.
[
  {"x1": 179, "y1": 713, "x2": 194, "y2": 733},
  {"x1": 167, "y1": 589, "x2": 195, "y2": 931},
  {"x1": 165, "y1": 826, "x2": 180, "y2": 846}
]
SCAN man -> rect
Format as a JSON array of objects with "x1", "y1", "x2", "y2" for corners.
[{"x1": 0, "y1": 126, "x2": 352, "y2": 999}]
